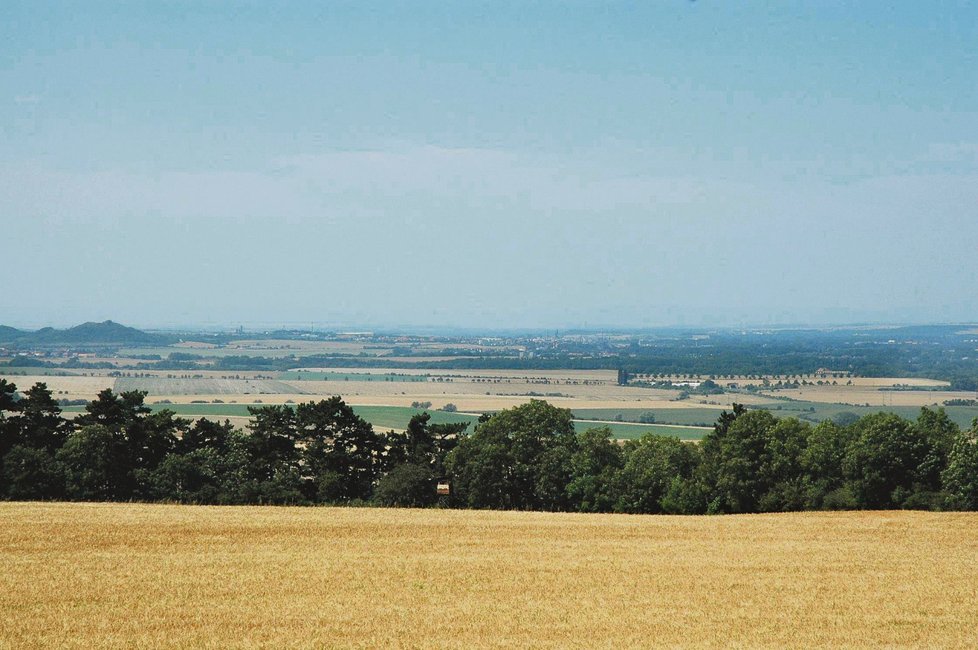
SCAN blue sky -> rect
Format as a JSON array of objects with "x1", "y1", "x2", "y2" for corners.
[{"x1": 2, "y1": 2, "x2": 976, "y2": 330}]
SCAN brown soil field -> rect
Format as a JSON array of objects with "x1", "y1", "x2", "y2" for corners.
[{"x1": 1, "y1": 503, "x2": 976, "y2": 648}]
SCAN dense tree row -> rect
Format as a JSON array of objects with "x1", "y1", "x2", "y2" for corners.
[{"x1": 2, "y1": 379, "x2": 977, "y2": 512}]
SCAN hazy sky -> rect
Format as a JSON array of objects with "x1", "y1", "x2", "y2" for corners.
[{"x1": 2, "y1": 2, "x2": 977, "y2": 330}]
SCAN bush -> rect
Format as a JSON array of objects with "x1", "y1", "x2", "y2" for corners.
[
  {"x1": 831, "y1": 412, "x2": 860, "y2": 427},
  {"x1": 1, "y1": 445, "x2": 64, "y2": 500},
  {"x1": 900, "y1": 490, "x2": 952, "y2": 511},
  {"x1": 638, "y1": 411, "x2": 656, "y2": 424},
  {"x1": 374, "y1": 464, "x2": 436, "y2": 507},
  {"x1": 821, "y1": 486, "x2": 858, "y2": 510}
]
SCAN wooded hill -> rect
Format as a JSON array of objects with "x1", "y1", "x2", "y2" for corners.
[{"x1": 0, "y1": 321, "x2": 167, "y2": 347}]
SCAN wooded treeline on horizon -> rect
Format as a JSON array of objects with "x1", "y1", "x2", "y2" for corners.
[{"x1": 1, "y1": 379, "x2": 976, "y2": 513}]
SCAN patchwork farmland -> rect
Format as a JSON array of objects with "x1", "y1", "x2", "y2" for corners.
[{"x1": 6, "y1": 356, "x2": 978, "y2": 438}]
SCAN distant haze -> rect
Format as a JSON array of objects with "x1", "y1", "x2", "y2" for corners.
[{"x1": 2, "y1": 2, "x2": 977, "y2": 330}]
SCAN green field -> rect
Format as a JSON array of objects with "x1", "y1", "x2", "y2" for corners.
[
  {"x1": 750, "y1": 401, "x2": 978, "y2": 429},
  {"x1": 63, "y1": 403, "x2": 707, "y2": 439},
  {"x1": 573, "y1": 407, "x2": 725, "y2": 427},
  {"x1": 277, "y1": 371, "x2": 427, "y2": 382},
  {"x1": 0, "y1": 367, "x2": 85, "y2": 376},
  {"x1": 575, "y1": 402, "x2": 978, "y2": 430},
  {"x1": 572, "y1": 420, "x2": 709, "y2": 440},
  {"x1": 349, "y1": 405, "x2": 481, "y2": 430}
]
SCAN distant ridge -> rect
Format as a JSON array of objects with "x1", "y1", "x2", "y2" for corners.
[
  {"x1": 0, "y1": 325, "x2": 23, "y2": 340},
  {"x1": 0, "y1": 320, "x2": 167, "y2": 346}
]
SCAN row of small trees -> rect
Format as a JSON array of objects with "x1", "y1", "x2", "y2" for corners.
[{"x1": 1, "y1": 379, "x2": 977, "y2": 512}]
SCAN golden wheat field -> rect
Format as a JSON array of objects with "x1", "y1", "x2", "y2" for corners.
[{"x1": 2, "y1": 504, "x2": 977, "y2": 648}]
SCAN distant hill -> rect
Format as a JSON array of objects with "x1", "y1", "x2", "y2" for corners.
[
  {"x1": 0, "y1": 325, "x2": 24, "y2": 342},
  {"x1": 0, "y1": 321, "x2": 168, "y2": 347}
]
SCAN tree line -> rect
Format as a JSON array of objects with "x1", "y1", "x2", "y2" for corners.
[{"x1": 1, "y1": 379, "x2": 977, "y2": 512}]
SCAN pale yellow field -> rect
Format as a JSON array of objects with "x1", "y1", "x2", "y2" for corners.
[
  {"x1": 172, "y1": 341, "x2": 219, "y2": 349},
  {"x1": 837, "y1": 377, "x2": 951, "y2": 387},
  {"x1": 0, "y1": 374, "x2": 115, "y2": 400},
  {"x1": 767, "y1": 386, "x2": 975, "y2": 407},
  {"x1": 60, "y1": 412, "x2": 258, "y2": 431},
  {"x1": 1, "y1": 504, "x2": 976, "y2": 648},
  {"x1": 652, "y1": 375, "x2": 949, "y2": 388}
]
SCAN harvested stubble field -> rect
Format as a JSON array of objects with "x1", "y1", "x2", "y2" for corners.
[
  {"x1": 658, "y1": 376, "x2": 950, "y2": 388},
  {"x1": 0, "y1": 374, "x2": 115, "y2": 400},
  {"x1": 113, "y1": 376, "x2": 310, "y2": 396},
  {"x1": 767, "y1": 385, "x2": 975, "y2": 407},
  {"x1": 1, "y1": 504, "x2": 977, "y2": 648}
]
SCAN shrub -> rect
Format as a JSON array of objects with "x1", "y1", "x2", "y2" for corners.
[{"x1": 374, "y1": 464, "x2": 436, "y2": 507}]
